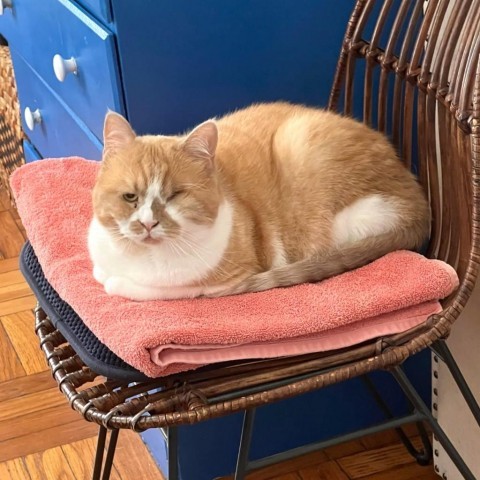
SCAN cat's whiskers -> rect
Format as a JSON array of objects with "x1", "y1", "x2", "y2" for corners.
[
  {"x1": 174, "y1": 236, "x2": 218, "y2": 273},
  {"x1": 165, "y1": 238, "x2": 210, "y2": 287},
  {"x1": 177, "y1": 233, "x2": 248, "y2": 281},
  {"x1": 180, "y1": 181, "x2": 209, "y2": 191},
  {"x1": 180, "y1": 230, "x2": 256, "y2": 275},
  {"x1": 109, "y1": 227, "x2": 146, "y2": 255},
  {"x1": 173, "y1": 234, "x2": 235, "y2": 284}
]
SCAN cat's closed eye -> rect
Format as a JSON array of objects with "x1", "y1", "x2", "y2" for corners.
[
  {"x1": 123, "y1": 193, "x2": 138, "y2": 203},
  {"x1": 167, "y1": 190, "x2": 184, "y2": 202}
]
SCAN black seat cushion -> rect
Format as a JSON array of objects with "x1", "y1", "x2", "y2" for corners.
[{"x1": 20, "y1": 241, "x2": 148, "y2": 382}]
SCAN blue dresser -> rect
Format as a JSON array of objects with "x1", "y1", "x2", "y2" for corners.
[
  {"x1": 0, "y1": 0, "x2": 353, "y2": 159},
  {"x1": 0, "y1": 1, "x2": 431, "y2": 479}
]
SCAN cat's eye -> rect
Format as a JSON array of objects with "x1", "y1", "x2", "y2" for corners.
[
  {"x1": 167, "y1": 190, "x2": 183, "y2": 202},
  {"x1": 123, "y1": 193, "x2": 138, "y2": 203}
]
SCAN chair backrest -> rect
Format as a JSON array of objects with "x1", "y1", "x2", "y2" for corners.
[{"x1": 328, "y1": 0, "x2": 480, "y2": 317}]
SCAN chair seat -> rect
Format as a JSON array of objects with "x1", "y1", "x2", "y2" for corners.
[{"x1": 23, "y1": 234, "x2": 450, "y2": 434}]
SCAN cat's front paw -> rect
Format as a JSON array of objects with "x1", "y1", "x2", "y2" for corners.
[
  {"x1": 93, "y1": 266, "x2": 108, "y2": 285},
  {"x1": 104, "y1": 276, "x2": 130, "y2": 297},
  {"x1": 104, "y1": 276, "x2": 156, "y2": 301}
]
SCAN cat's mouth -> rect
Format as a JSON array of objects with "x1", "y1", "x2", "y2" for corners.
[
  {"x1": 142, "y1": 235, "x2": 163, "y2": 245},
  {"x1": 126, "y1": 231, "x2": 164, "y2": 246}
]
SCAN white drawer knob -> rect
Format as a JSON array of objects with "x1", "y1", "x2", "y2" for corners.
[
  {"x1": 53, "y1": 54, "x2": 77, "y2": 82},
  {"x1": 24, "y1": 107, "x2": 42, "y2": 131},
  {"x1": 0, "y1": 0, "x2": 13, "y2": 15}
]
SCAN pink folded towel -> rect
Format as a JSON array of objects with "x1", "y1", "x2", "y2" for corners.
[{"x1": 11, "y1": 158, "x2": 458, "y2": 377}]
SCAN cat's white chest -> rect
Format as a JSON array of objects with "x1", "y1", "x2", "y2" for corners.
[{"x1": 87, "y1": 202, "x2": 233, "y2": 299}]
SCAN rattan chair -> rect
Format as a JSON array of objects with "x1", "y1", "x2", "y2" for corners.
[{"x1": 30, "y1": 1, "x2": 480, "y2": 479}]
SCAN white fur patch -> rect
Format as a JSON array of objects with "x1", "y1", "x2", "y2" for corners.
[
  {"x1": 274, "y1": 115, "x2": 312, "y2": 162},
  {"x1": 118, "y1": 180, "x2": 165, "y2": 239},
  {"x1": 88, "y1": 201, "x2": 234, "y2": 299},
  {"x1": 137, "y1": 181, "x2": 161, "y2": 225},
  {"x1": 332, "y1": 194, "x2": 400, "y2": 246},
  {"x1": 270, "y1": 231, "x2": 287, "y2": 267},
  {"x1": 164, "y1": 203, "x2": 184, "y2": 225}
]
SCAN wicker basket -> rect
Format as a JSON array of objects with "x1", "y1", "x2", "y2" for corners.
[{"x1": 0, "y1": 46, "x2": 24, "y2": 206}]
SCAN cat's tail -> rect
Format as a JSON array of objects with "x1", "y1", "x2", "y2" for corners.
[{"x1": 211, "y1": 228, "x2": 429, "y2": 297}]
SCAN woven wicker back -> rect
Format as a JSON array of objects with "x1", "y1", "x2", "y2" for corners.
[
  {"x1": 0, "y1": 46, "x2": 24, "y2": 205},
  {"x1": 329, "y1": 0, "x2": 480, "y2": 316}
]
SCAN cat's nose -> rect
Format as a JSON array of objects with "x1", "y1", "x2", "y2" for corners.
[{"x1": 140, "y1": 220, "x2": 159, "y2": 232}]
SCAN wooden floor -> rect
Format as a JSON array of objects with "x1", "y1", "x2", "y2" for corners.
[{"x1": 0, "y1": 185, "x2": 439, "y2": 480}]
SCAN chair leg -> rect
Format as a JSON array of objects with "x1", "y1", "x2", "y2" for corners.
[
  {"x1": 361, "y1": 375, "x2": 432, "y2": 465},
  {"x1": 431, "y1": 340, "x2": 480, "y2": 427},
  {"x1": 92, "y1": 426, "x2": 107, "y2": 480},
  {"x1": 101, "y1": 429, "x2": 119, "y2": 480},
  {"x1": 234, "y1": 409, "x2": 256, "y2": 480},
  {"x1": 91, "y1": 426, "x2": 120, "y2": 480},
  {"x1": 391, "y1": 366, "x2": 476, "y2": 480},
  {"x1": 168, "y1": 427, "x2": 179, "y2": 480}
]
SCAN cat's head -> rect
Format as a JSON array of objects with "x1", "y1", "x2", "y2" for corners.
[{"x1": 92, "y1": 112, "x2": 221, "y2": 247}]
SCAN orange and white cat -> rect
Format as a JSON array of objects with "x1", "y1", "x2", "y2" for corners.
[{"x1": 88, "y1": 103, "x2": 430, "y2": 301}]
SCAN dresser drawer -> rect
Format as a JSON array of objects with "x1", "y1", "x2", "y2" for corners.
[
  {"x1": 74, "y1": 0, "x2": 112, "y2": 24},
  {"x1": 23, "y1": 139, "x2": 42, "y2": 163},
  {"x1": 2, "y1": 0, "x2": 123, "y2": 140},
  {"x1": 12, "y1": 50, "x2": 103, "y2": 160}
]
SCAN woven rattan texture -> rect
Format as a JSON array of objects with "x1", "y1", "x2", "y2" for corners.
[{"x1": 0, "y1": 46, "x2": 24, "y2": 205}]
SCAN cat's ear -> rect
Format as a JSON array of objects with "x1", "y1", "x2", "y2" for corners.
[
  {"x1": 182, "y1": 120, "x2": 218, "y2": 169},
  {"x1": 103, "y1": 111, "x2": 136, "y2": 157}
]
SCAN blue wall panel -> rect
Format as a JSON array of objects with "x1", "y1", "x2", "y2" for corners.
[{"x1": 111, "y1": 0, "x2": 353, "y2": 135}]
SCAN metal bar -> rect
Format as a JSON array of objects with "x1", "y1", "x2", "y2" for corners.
[
  {"x1": 248, "y1": 412, "x2": 423, "y2": 472},
  {"x1": 168, "y1": 427, "x2": 179, "y2": 480},
  {"x1": 414, "y1": 421, "x2": 433, "y2": 467},
  {"x1": 392, "y1": 366, "x2": 476, "y2": 480},
  {"x1": 210, "y1": 363, "x2": 345, "y2": 404},
  {"x1": 101, "y1": 429, "x2": 119, "y2": 480},
  {"x1": 361, "y1": 375, "x2": 432, "y2": 465},
  {"x1": 234, "y1": 409, "x2": 256, "y2": 480},
  {"x1": 92, "y1": 426, "x2": 107, "y2": 480},
  {"x1": 432, "y1": 340, "x2": 480, "y2": 426}
]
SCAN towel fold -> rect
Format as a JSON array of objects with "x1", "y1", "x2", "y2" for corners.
[
  {"x1": 150, "y1": 300, "x2": 443, "y2": 367},
  {"x1": 11, "y1": 158, "x2": 458, "y2": 377}
]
